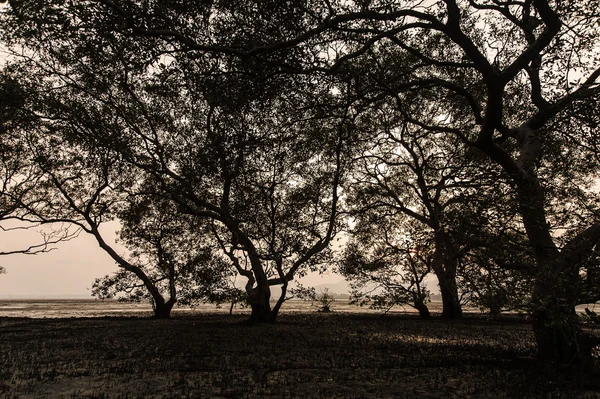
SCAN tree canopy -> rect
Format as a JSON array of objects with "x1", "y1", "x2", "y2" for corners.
[{"x1": 1, "y1": 0, "x2": 599, "y2": 368}]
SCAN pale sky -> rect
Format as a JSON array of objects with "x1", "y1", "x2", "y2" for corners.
[
  {"x1": 0, "y1": 223, "x2": 122, "y2": 297},
  {"x1": 0, "y1": 218, "x2": 440, "y2": 298},
  {"x1": 0, "y1": 221, "x2": 361, "y2": 298}
]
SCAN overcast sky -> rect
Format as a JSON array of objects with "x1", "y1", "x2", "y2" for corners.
[
  {"x1": 0, "y1": 223, "x2": 121, "y2": 297},
  {"x1": 0, "y1": 222, "x2": 359, "y2": 298}
]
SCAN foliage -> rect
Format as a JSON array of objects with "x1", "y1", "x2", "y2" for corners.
[
  {"x1": 290, "y1": 285, "x2": 335, "y2": 312},
  {"x1": 1, "y1": 0, "x2": 600, "y2": 370},
  {"x1": 91, "y1": 195, "x2": 236, "y2": 313},
  {"x1": 0, "y1": 0, "x2": 358, "y2": 321},
  {"x1": 339, "y1": 227, "x2": 431, "y2": 316},
  {"x1": 460, "y1": 266, "x2": 531, "y2": 316},
  {"x1": 312, "y1": 0, "x2": 600, "y2": 365},
  {"x1": 458, "y1": 229, "x2": 535, "y2": 315},
  {"x1": 342, "y1": 100, "x2": 514, "y2": 318}
]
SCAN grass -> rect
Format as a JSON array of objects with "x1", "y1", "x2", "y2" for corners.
[{"x1": 0, "y1": 312, "x2": 598, "y2": 398}]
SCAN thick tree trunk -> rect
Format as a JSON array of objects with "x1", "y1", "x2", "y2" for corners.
[
  {"x1": 152, "y1": 296, "x2": 176, "y2": 319},
  {"x1": 513, "y1": 171, "x2": 589, "y2": 369},
  {"x1": 438, "y1": 276, "x2": 462, "y2": 319},
  {"x1": 150, "y1": 264, "x2": 178, "y2": 319},
  {"x1": 530, "y1": 256, "x2": 588, "y2": 370},
  {"x1": 471, "y1": 50, "x2": 597, "y2": 369},
  {"x1": 431, "y1": 233, "x2": 462, "y2": 319},
  {"x1": 431, "y1": 261, "x2": 462, "y2": 319},
  {"x1": 531, "y1": 304, "x2": 581, "y2": 369},
  {"x1": 248, "y1": 281, "x2": 273, "y2": 323},
  {"x1": 414, "y1": 299, "x2": 431, "y2": 319},
  {"x1": 232, "y1": 237, "x2": 277, "y2": 323}
]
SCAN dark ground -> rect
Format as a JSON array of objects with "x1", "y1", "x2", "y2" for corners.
[{"x1": 0, "y1": 313, "x2": 598, "y2": 398}]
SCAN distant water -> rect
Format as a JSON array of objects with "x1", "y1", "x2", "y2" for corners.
[
  {"x1": 0, "y1": 299, "x2": 231, "y2": 318},
  {"x1": 0, "y1": 298, "x2": 596, "y2": 319},
  {"x1": 0, "y1": 299, "x2": 440, "y2": 318}
]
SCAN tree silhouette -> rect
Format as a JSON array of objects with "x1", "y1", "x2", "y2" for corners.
[
  {"x1": 92, "y1": 194, "x2": 234, "y2": 318},
  {"x1": 339, "y1": 225, "x2": 433, "y2": 319},
  {"x1": 0, "y1": 1, "x2": 355, "y2": 322},
  {"x1": 1, "y1": 0, "x2": 599, "y2": 368},
  {"x1": 302, "y1": 0, "x2": 600, "y2": 368}
]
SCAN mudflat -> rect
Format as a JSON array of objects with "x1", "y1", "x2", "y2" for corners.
[{"x1": 0, "y1": 313, "x2": 598, "y2": 398}]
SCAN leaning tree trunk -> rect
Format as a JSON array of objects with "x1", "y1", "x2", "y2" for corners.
[
  {"x1": 230, "y1": 229, "x2": 277, "y2": 323},
  {"x1": 245, "y1": 254, "x2": 274, "y2": 323},
  {"x1": 91, "y1": 226, "x2": 177, "y2": 319},
  {"x1": 270, "y1": 280, "x2": 288, "y2": 322},
  {"x1": 413, "y1": 297, "x2": 431, "y2": 319}
]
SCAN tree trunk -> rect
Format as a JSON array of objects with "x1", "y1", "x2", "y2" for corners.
[
  {"x1": 270, "y1": 281, "x2": 288, "y2": 321},
  {"x1": 233, "y1": 237, "x2": 276, "y2": 323},
  {"x1": 152, "y1": 296, "x2": 175, "y2": 319},
  {"x1": 488, "y1": 306, "x2": 502, "y2": 319},
  {"x1": 414, "y1": 299, "x2": 431, "y2": 319},
  {"x1": 438, "y1": 277, "x2": 462, "y2": 319},
  {"x1": 431, "y1": 262, "x2": 462, "y2": 319},
  {"x1": 248, "y1": 281, "x2": 273, "y2": 323},
  {"x1": 471, "y1": 62, "x2": 598, "y2": 371},
  {"x1": 90, "y1": 226, "x2": 177, "y2": 319},
  {"x1": 512, "y1": 171, "x2": 588, "y2": 370},
  {"x1": 431, "y1": 233, "x2": 463, "y2": 319},
  {"x1": 531, "y1": 306, "x2": 581, "y2": 369},
  {"x1": 530, "y1": 257, "x2": 585, "y2": 370}
]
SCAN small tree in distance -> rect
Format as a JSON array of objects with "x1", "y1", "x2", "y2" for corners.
[
  {"x1": 290, "y1": 285, "x2": 336, "y2": 313},
  {"x1": 91, "y1": 195, "x2": 234, "y2": 318},
  {"x1": 459, "y1": 233, "x2": 535, "y2": 318},
  {"x1": 339, "y1": 226, "x2": 432, "y2": 319}
]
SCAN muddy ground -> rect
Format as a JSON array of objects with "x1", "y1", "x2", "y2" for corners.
[{"x1": 1, "y1": 312, "x2": 599, "y2": 398}]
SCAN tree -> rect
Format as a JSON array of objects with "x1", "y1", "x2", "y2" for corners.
[
  {"x1": 459, "y1": 241, "x2": 534, "y2": 317},
  {"x1": 290, "y1": 285, "x2": 337, "y2": 313},
  {"x1": 1, "y1": 69, "x2": 80, "y2": 255},
  {"x1": 0, "y1": 0, "x2": 356, "y2": 323},
  {"x1": 1, "y1": 71, "x2": 232, "y2": 318},
  {"x1": 3, "y1": 0, "x2": 599, "y2": 364},
  {"x1": 339, "y1": 225, "x2": 432, "y2": 319},
  {"x1": 342, "y1": 97, "x2": 508, "y2": 318},
  {"x1": 91, "y1": 194, "x2": 234, "y2": 318},
  {"x1": 309, "y1": 0, "x2": 600, "y2": 367},
  {"x1": 182, "y1": 87, "x2": 354, "y2": 322}
]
